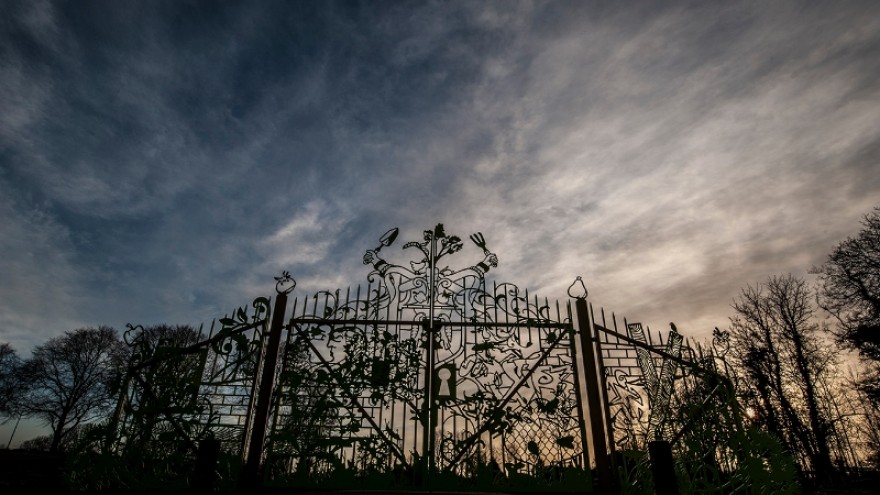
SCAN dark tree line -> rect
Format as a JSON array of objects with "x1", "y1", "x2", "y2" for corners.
[
  {"x1": 816, "y1": 206, "x2": 880, "y2": 468},
  {"x1": 0, "y1": 343, "x2": 23, "y2": 417},
  {"x1": 816, "y1": 207, "x2": 880, "y2": 401},
  {"x1": 0, "y1": 324, "x2": 203, "y2": 453},
  {"x1": 1, "y1": 327, "x2": 127, "y2": 452},
  {"x1": 725, "y1": 205, "x2": 880, "y2": 483},
  {"x1": 727, "y1": 275, "x2": 838, "y2": 482}
]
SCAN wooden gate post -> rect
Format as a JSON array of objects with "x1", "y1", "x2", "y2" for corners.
[
  {"x1": 574, "y1": 297, "x2": 615, "y2": 492},
  {"x1": 241, "y1": 289, "x2": 289, "y2": 489}
]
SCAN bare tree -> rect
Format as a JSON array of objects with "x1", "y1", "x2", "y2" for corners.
[
  {"x1": 20, "y1": 327, "x2": 128, "y2": 452},
  {"x1": 728, "y1": 275, "x2": 838, "y2": 483},
  {"x1": 816, "y1": 206, "x2": 880, "y2": 400},
  {"x1": 0, "y1": 342, "x2": 24, "y2": 419}
]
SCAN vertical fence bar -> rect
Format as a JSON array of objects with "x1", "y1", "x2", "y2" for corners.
[
  {"x1": 594, "y1": 316, "x2": 618, "y2": 489},
  {"x1": 240, "y1": 309, "x2": 268, "y2": 463},
  {"x1": 241, "y1": 289, "x2": 289, "y2": 489},
  {"x1": 575, "y1": 297, "x2": 614, "y2": 492},
  {"x1": 567, "y1": 301, "x2": 593, "y2": 476}
]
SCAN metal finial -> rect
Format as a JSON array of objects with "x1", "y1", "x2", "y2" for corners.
[
  {"x1": 274, "y1": 270, "x2": 296, "y2": 294},
  {"x1": 568, "y1": 276, "x2": 588, "y2": 299}
]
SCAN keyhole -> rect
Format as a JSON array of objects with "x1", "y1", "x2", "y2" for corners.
[{"x1": 437, "y1": 367, "x2": 452, "y2": 397}]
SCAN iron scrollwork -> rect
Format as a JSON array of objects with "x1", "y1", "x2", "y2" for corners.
[
  {"x1": 117, "y1": 295, "x2": 273, "y2": 457},
  {"x1": 271, "y1": 224, "x2": 586, "y2": 487}
]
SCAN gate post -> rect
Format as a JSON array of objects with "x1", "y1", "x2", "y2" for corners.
[
  {"x1": 421, "y1": 319, "x2": 440, "y2": 485},
  {"x1": 241, "y1": 275, "x2": 293, "y2": 489},
  {"x1": 574, "y1": 295, "x2": 615, "y2": 492}
]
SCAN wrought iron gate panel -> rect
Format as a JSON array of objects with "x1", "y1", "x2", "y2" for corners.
[
  {"x1": 263, "y1": 225, "x2": 589, "y2": 490},
  {"x1": 116, "y1": 296, "x2": 272, "y2": 456},
  {"x1": 114, "y1": 225, "x2": 602, "y2": 491},
  {"x1": 109, "y1": 223, "x2": 781, "y2": 493},
  {"x1": 586, "y1": 306, "x2": 751, "y2": 492},
  {"x1": 590, "y1": 313, "x2": 713, "y2": 454}
]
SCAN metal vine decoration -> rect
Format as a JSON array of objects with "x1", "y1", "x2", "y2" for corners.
[
  {"x1": 601, "y1": 322, "x2": 685, "y2": 450},
  {"x1": 359, "y1": 224, "x2": 499, "y2": 322},
  {"x1": 274, "y1": 224, "x2": 584, "y2": 481},
  {"x1": 118, "y1": 296, "x2": 273, "y2": 452}
]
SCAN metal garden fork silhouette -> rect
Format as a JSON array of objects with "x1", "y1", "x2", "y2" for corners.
[{"x1": 469, "y1": 232, "x2": 490, "y2": 255}]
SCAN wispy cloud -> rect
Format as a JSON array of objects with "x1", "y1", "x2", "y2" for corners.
[
  {"x1": 1, "y1": 0, "x2": 878, "y2": 356},
  {"x1": 0, "y1": 177, "x2": 86, "y2": 353}
]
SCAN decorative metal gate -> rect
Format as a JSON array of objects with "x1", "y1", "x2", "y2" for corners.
[
  {"x1": 112, "y1": 223, "x2": 764, "y2": 493},
  {"x1": 258, "y1": 224, "x2": 592, "y2": 491}
]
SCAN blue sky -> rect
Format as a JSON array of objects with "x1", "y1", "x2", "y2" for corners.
[{"x1": 2, "y1": 1, "x2": 879, "y2": 443}]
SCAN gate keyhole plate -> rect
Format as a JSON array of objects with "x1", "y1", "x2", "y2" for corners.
[
  {"x1": 438, "y1": 368, "x2": 451, "y2": 396},
  {"x1": 434, "y1": 364, "x2": 457, "y2": 400}
]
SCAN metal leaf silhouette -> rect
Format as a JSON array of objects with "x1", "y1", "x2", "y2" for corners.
[
  {"x1": 556, "y1": 436, "x2": 575, "y2": 449},
  {"x1": 527, "y1": 440, "x2": 540, "y2": 457}
]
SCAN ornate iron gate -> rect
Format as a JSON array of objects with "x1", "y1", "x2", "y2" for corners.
[
  {"x1": 111, "y1": 298, "x2": 273, "y2": 489},
  {"x1": 258, "y1": 225, "x2": 592, "y2": 491},
  {"x1": 112, "y1": 223, "x2": 761, "y2": 493}
]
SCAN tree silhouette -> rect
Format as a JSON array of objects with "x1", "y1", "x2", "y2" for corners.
[
  {"x1": 19, "y1": 327, "x2": 127, "y2": 452},
  {"x1": 728, "y1": 275, "x2": 837, "y2": 483},
  {"x1": 817, "y1": 206, "x2": 880, "y2": 401},
  {"x1": 0, "y1": 342, "x2": 24, "y2": 419}
]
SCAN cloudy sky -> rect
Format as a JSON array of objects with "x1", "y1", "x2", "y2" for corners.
[{"x1": 2, "y1": 0, "x2": 879, "y2": 361}]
